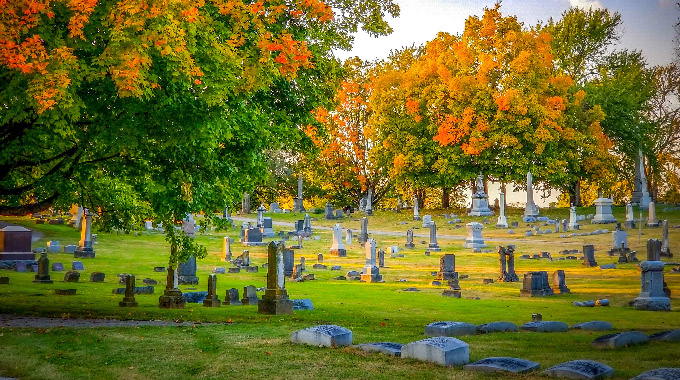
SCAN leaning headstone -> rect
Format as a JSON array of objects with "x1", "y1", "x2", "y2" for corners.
[
  {"x1": 89, "y1": 272, "x2": 105, "y2": 282},
  {"x1": 258, "y1": 242, "x2": 294, "y2": 315},
  {"x1": 591, "y1": 331, "x2": 649, "y2": 349},
  {"x1": 633, "y1": 240, "x2": 670, "y2": 311},
  {"x1": 425, "y1": 321, "x2": 477, "y2": 337},
  {"x1": 592, "y1": 196, "x2": 617, "y2": 224},
  {"x1": 202, "y1": 274, "x2": 221, "y2": 307},
  {"x1": 570, "y1": 321, "x2": 612, "y2": 331},
  {"x1": 64, "y1": 270, "x2": 80, "y2": 282},
  {"x1": 582, "y1": 245, "x2": 597, "y2": 267},
  {"x1": 552, "y1": 270, "x2": 570, "y2": 294},
  {"x1": 464, "y1": 357, "x2": 540, "y2": 374},
  {"x1": 520, "y1": 271, "x2": 554, "y2": 297},
  {"x1": 177, "y1": 255, "x2": 199, "y2": 285},
  {"x1": 119, "y1": 275, "x2": 138, "y2": 307},
  {"x1": 405, "y1": 229, "x2": 415, "y2": 249},
  {"x1": 497, "y1": 246, "x2": 519, "y2": 282},
  {"x1": 401, "y1": 337, "x2": 469, "y2": 366},
  {"x1": 360, "y1": 239, "x2": 382, "y2": 282},
  {"x1": 329, "y1": 223, "x2": 346, "y2": 257},
  {"x1": 542, "y1": 360, "x2": 614, "y2": 379},
  {"x1": 463, "y1": 222, "x2": 487, "y2": 249},
  {"x1": 241, "y1": 285, "x2": 259, "y2": 305},
  {"x1": 631, "y1": 368, "x2": 680, "y2": 380},
  {"x1": 290, "y1": 325, "x2": 352, "y2": 348},
  {"x1": 357, "y1": 342, "x2": 402, "y2": 357},
  {"x1": 520, "y1": 321, "x2": 568, "y2": 332},
  {"x1": 223, "y1": 288, "x2": 242, "y2": 306},
  {"x1": 74, "y1": 209, "x2": 95, "y2": 258},
  {"x1": 33, "y1": 252, "x2": 53, "y2": 284}
]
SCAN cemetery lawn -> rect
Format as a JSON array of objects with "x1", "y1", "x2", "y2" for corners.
[{"x1": 1, "y1": 206, "x2": 679, "y2": 379}]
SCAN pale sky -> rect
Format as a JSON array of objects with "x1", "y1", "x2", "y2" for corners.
[{"x1": 335, "y1": 0, "x2": 678, "y2": 67}]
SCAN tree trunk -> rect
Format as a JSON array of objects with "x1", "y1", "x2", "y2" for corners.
[
  {"x1": 570, "y1": 181, "x2": 582, "y2": 207},
  {"x1": 442, "y1": 186, "x2": 449, "y2": 209}
]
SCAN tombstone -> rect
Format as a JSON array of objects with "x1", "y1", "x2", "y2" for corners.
[
  {"x1": 222, "y1": 236, "x2": 232, "y2": 261},
  {"x1": 462, "y1": 222, "x2": 487, "y2": 249},
  {"x1": 497, "y1": 246, "x2": 519, "y2": 282},
  {"x1": 294, "y1": 220, "x2": 304, "y2": 234},
  {"x1": 582, "y1": 245, "x2": 597, "y2": 267},
  {"x1": 611, "y1": 223, "x2": 628, "y2": 250},
  {"x1": 290, "y1": 325, "x2": 353, "y2": 348},
  {"x1": 241, "y1": 285, "x2": 259, "y2": 305},
  {"x1": 292, "y1": 263, "x2": 304, "y2": 280},
  {"x1": 32, "y1": 252, "x2": 53, "y2": 284},
  {"x1": 255, "y1": 204, "x2": 266, "y2": 228},
  {"x1": 243, "y1": 228, "x2": 263, "y2": 246},
  {"x1": 223, "y1": 206, "x2": 232, "y2": 218},
  {"x1": 47, "y1": 241, "x2": 60, "y2": 253},
  {"x1": 359, "y1": 217, "x2": 369, "y2": 246},
  {"x1": 63, "y1": 244, "x2": 77, "y2": 254},
  {"x1": 51, "y1": 262, "x2": 64, "y2": 271},
  {"x1": 631, "y1": 149, "x2": 652, "y2": 209},
  {"x1": 378, "y1": 249, "x2": 385, "y2": 268},
  {"x1": 476, "y1": 322, "x2": 519, "y2": 334},
  {"x1": 402, "y1": 337, "x2": 469, "y2": 366},
  {"x1": 119, "y1": 275, "x2": 138, "y2": 307},
  {"x1": 633, "y1": 239, "x2": 670, "y2": 311},
  {"x1": 181, "y1": 217, "x2": 196, "y2": 238},
  {"x1": 568, "y1": 206, "x2": 579, "y2": 230},
  {"x1": 324, "y1": 202, "x2": 334, "y2": 220},
  {"x1": 292, "y1": 175, "x2": 305, "y2": 212},
  {"x1": 258, "y1": 242, "x2": 294, "y2": 315},
  {"x1": 64, "y1": 270, "x2": 80, "y2": 282},
  {"x1": 625, "y1": 203, "x2": 636, "y2": 228},
  {"x1": 143, "y1": 220, "x2": 154, "y2": 231},
  {"x1": 329, "y1": 224, "x2": 347, "y2": 257},
  {"x1": 646, "y1": 201, "x2": 659, "y2": 227},
  {"x1": 468, "y1": 173, "x2": 494, "y2": 216},
  {"x1": 496, "y1": 192, "x2": 508, "y2": 228},
  {"x1": 405, "y1": 229, "x2": 415, "y2": 249},
  {"x1": 661, "y1": 220, "x2": 672, "y2": 257},
  {"x1": 552, "y1": 270, "x2": 570, "y2": 293},
  {"x1": 282, "y1": 248, "x2": 294, "y2": 277},
  {"x1": 74, "y1": 209, "x2": 95, "y2": 258},
  {"x1": 358, "y1": 342, "x2": 402, "y2": 356},
  {"x1": 90, "y1": 272, "x2": 105, "y2": 282},
  {"x1": 268, "y1": 203, "x2": 280, "y2": 214},
  {"x1": 522, "y1": 172, "x2": 539, "y2": 222},
  {"x1": 413, "y1": 196, "x2": 421, "y2": 221},
  {"x1": 241, "y1": 192, "x2": 251, "y2": 214},
  {"x1": 422, "y1": 215, "x2": 432, "y2": 228},
  {"x1": 223, "y1": 288, "x2": 242, "y2": 305},
  {"x1": 591, "y1": 196, "x2": 617, "y2": 224},
  {"x1": 0, "y1": 225, "x2": 35, "y2": 260},
  {"x1": 342, "y1": 228, "x2": 351, "y2": 245},
  {"x1": 334, "y1": 209, "x2": 343, "y2": 219},
  {"x1": 71, "y1": 206, "x2": 83, "y2": 228},
  {"x1": 158, "y1": 266, "x2": 185, "y2": 308},
  {"x1": 542, "y1": 360, "x2": 614, "y2": 379},
  {"x1": 303, "y1": 213, "x2": 312, "y2": 235},
  {"x1": 15, "y1": 262, "x2": 27, "y2": 272},
  {"x1": 71, "y1": 261, "x2": 84, "y2": 271},
  {"x1": 520, "y1": 271, "x2": 554, "y2": 297},
  {"x1": 177, "y1": 255, "x2": 199, "y2": 285},
  {"x1": 232, "y1": 250, "x2": 250, "y2": 267},
  {"x1": 261, "y1": 217, "x2": 275, "y2": 238},
  {"x1": 202, "y1": 274, "x2": 221, "y2": 307},
  {"x1": 631, "y1": 368, "x2": 680, "y2": 380},
  {"x1": 591, "y1": 331, "x2": 649, "y2": 349},
  {"x1": 570, "y1": 321, "x2": 612, "y2": 331},
  {"x1": 428, "y1": 221, "x2": 442, "y2": 252},
  {"x1": 425, "y1": 321, "x2": 477, "y2": 337},
  {"x1": 520, "y1": 320, "x2": 567, "y2": 332},
  {"x1": 361, "y1": 239, "x2": 382, "y2": 282},
  {"x1": 316, "y1": 253, "x2": 323, "y2": 264},
  {"x1": 464, "y1": 357, "x2": 540, "y2": 374},
  {"x1": 437, "y1": 254, "x2": 457, "y2": 281}
]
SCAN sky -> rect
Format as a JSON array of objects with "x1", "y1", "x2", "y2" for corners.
[{"x1": 334, "y1": 0, "x2": 679, "y2": 67}]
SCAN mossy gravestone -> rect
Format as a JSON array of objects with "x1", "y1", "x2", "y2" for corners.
[{"x1": 258, "y1": 242, "x2": 293, "y2": 315}]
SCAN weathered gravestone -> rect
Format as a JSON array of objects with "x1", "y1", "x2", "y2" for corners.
[
  {"x1": 496, "y1": 192, "x2": 509, "y2": 228},
  {"x1": 523, "y1": 172, "x2": 539, "y2": 222},
  {"x1": 422, "y1": 214, "x2": 432, "y2": 228},
  {"x1": 428, "y1": 221, "x2": 442, "y2": 252},
  {"x1": 405, "y1": 229, "x2": 415, "y2": 249},
  {"x1": 223, "y1": 288, "x2": 242, "y2": 306},
  {"x1": 90, "y1": 272, "x2": 105, "y2": 282},
  {"x1": 47, "y1": 241, "x2": 60, "y2": 253},
  {"x1": 64, "y1": 270, "x2": 80, "y2": 282},
  {"x1": 542, "y1": 360, "x2": 614, "y2": 379},
  {"x1": 0, "y1": 225, "x2": 35, "y2": 260},
  {"x1": 360, "y1": 239, "x2": 382, "y2": 283},
  {"x1": 232, "y1": 250, "x2": 250, "y2": 267},
  {"x1": 592, "y1": 196, "x2": 617, "y2": 224},
  {"x1": 633, "y1": 239, "x2": 670, "y2": 311},
  {"x1": 359, "y1": 217, "x2": 369, "y2": 246},
  {"x1": 570, "y1": 321, "x2": 613, "y2": 331},
  {"x1": 158, "y1": 266, "x2": 185, "y2": 309},
  {"x1": 177, "y1": 255, "x2": 199, "y2": 285},
  {"x1": 582, "y1": 245, "x2": 598, "y2": 267},
  {"x1": 520, "y1": 271, "x2": 553, "y2": 297},
  {"x1": 437, "y1": 254, "x2": 457, "y2": 281},
  {"x1": 241, "y1": 285, "x2": 259, "y2": 305},
  {"x1": 283, "y1": 248, "x2": 294, "y2": 277},
  {"x1": 222, "y1": 236, "x2": 232, "y2": 261},
  {"x1": 476, "y1": 322, "x2": 518, "y2": 334},
  {"x1": 258, "y1": 242, "x2": 294, "y2": 315},
  {"x1": 402, "y1": 337, "x2": 469, "y2": 366},
  {"x1": 591, "y1": 331, "x2": 649, "y2": 349},
  {"x1": 413, "y1": 196, "x2": 421, "y2": 221},
  {"x1": 119, "y1": 275, "x2": 138, "y2": 307},
  {"x1": 464, "y1": 357, "x2": 540, "y2": 374},
  {"x1": 520, "y1": 321, "x2": 568, "y2": 332},
  {"x1": 568, "y1": 205, "x2": 580, "y2": 230},
  {"x1": 329, "y1": 224, "x2": 346, "y2": 257},
  {"x1": 631, "y1": 368, "x2": 680, "y2": 380},
  {"x1": 290, "y1": 325, "x2": 352, "y2": 348},
  {"x1": 33, "y1": 252, "x2": 53, "y2": 284},
  {"x1": 261, "y1": 217, "x2": 275, "y2": 238},
  {"x1": 552, "y1": 270, "x2": 570, "y2": 294},
  {"x1": 324, "y1": 203, "x2": 334, "y2": 220},
  {"x1": 74, "y1": 209, "x2": 95, "y2": 258},
  {"x1": 469, "y1": 173, "x2": 493, "y2": 217},
  {"x1": 425, "y1": 321, "x2": 477, "y2": 337},
  {"x1": 345, "y1": 229, "x2": 352, "y2": 245},
  {"x1": 378, "y1": 249, "x2": 385, "y2": 268},
  {"x1": 357, "y1": 342, "x2": 402, "y2": 357},
  {"x1": 649, "y1": 329, "x2": 680, "y2": 342},
  {"x1": 72, "y1": 261, "x2": 84, "y2": 271},
  {"x1": 661, "y1": 220, "x2": 672, "y2": 257},
  {"x1": 202, "y1": 274, "x2": 221, "y2": 307},
  {"x1": 243, "y1": 228, "x2": 264, "y2": 246},
  {"x1": 646, "y1": 201, "x2": 659, "y2": 227},
  {"x1": 497, "y1": 246, "x2": 519, "y2": 282}
]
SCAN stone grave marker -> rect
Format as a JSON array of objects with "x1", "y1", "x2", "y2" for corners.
[
  {"x1": 542, "y1": 360, "x2": 614, "y2": 379},
  {"x1": 437, "y1": 254, "x2": 457, "y2": 281},
  {"x1": 202, "y1": 274, "x2": 221, "y2": 307},
  {"x1": 33, "y1": 252, "x2": 53, "y2": 284},
  {"x1": 360, "y1": 239, "x2": 382, "y2": 282},
  {"x1": 582, "y1": 245, "x2": 597, "y2": 267},
  {"x1": 64, "y1": 270, "x2": 80, "y2": 282},
  {"x1": 378, "y1": 249, "x2": 385, "y2": 268},
  {"x1": 74, "y1": 209, "x2": 95, "y2": 258},
  {"x1": 283, "y1": 248, "x2": 294, "y2": 277},
  {"x1": 592, "y1": 331, "x2": 650, "y2": 349},
  {"x1": 464, "y1": 357, "x2": 540, "y2": 374},
  {"x1": 241, "y1": 285, "x2": 259, "y2": 305},
  {"x1": 498, "y1": 246, "x2": 519, "y2": 282},
  {"x1": 177, "y1": 255, "x2": 199, "y2": 285},
  {"x1": 262, "y1": 217, "x2": 275, "y2": 238},
  {"x1": 552, "y1": 270, "x2": 570, "y2": 293},
  {"x1": 646, "y1": 201, "x2": 659, "y2": 227},
  {"x1": 359, "y1": 217, "x2": 368, "y2": 246},
  {"x1": 496, "y1": 192, "x2": 509, "y2": 228},
  {"x1": 463, "y1": 222, "x2": 486, "y2": 249},
  {"x1": 634, "y1": 240, "x2": 670, "y2": 311},
  {"x1": 570, "y1": 321, "x2": 612, "y2": 331},
  {"x1": 243, "y1": 228, "x2": 264, "y2": 246},
  {"x1": 51, "y1": 262, "x2": 64, "y2": 271},
  {"x1": 72, "y1": 261, "x2": 84, "y2": 271},
  {"x1": 258, "y1": 242, "x2": 294, "y2": 315},
  {"x1": 476, "y1": 322, "x2": 518, "y2": 334},
  {"x1": 520, "y1": 321, "x2": 568, "y2": 332},
  {"x1": 329, "y1": 223, "x2": 346, "y2": 257},
  {"x1": 63, "y1": 245, "x2": 77, "y2": 254},
  {"x1": 661, "y1": 220, "x2": 672, "y2": 257},
  {"x1": 649, "y1": 329, "x2": 680, "y2": 342},
  {"x1": 223, "y1": 236, "x2": 232, "y2": 261},
  {"x1": 47, "y1": 241, "x2": 60, "y2": 253},
  {"x1": 520, "y1": 271, "x2": 553, "y2": 297},
  {"x1": 630, "y1": 368, "x2": 680, "y2": 380},
  {"x1": 401, "y1": 337, "x2": 469, "y2": 366},
  {"x1": 428, "y1": 221, "x2": 442, "y2": 251},
  {"x1": 469, "y1": 173, "x2": 493, "y2": 217},
  {"x1": 357, "y1": 342, "x2": 402, "y2": 357},
  {"x1": 405, "y1": 229, "x2": 415, "y2": 249},
  {"x1": 290, "y1": 325, "x2": 352, "y2": 348},
  {"x1": 232, "y1": 250, "x2": 250, "y2": 267},
  {"x1": 413, "y1": 196, "x2": 421, "y2": 221},
  {"x1": 158, "y1": 266, "x2": 185, "y2": 308},
  {"x1": 90, "y1": 272, "x2": 105, "y2": 282},
  {"x1": 119, "y1": 275, "x2": 138, "y2": 307},
  {"x1": 345, "y1": 229, "x2": 352, "y2": 245},
  {"x1": 422, "y1": 215, "x2": 432, "y2": 228},
  {"x1": 592, "y1": 196, "x2": 617, "y2": 224},
  {"x1": 425, "y1": 321, "x2": 477, "y2": 337},
  {"x1": 223, "y1": 288, "x2": 242, "y2": 305}
]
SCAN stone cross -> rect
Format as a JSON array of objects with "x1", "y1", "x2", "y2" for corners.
[
  {"x1": 413, "y1": 196, "x2": 421, "y2": 221},
  {"x1": 428, "y1": 221, "x2": 441, "y2": 251},
  {"x1": 329, "y1": 223, "x2": 346, "y2": 257},
  {"x1": 203, "y1": 274, "x2": 221, "y2": 307}
]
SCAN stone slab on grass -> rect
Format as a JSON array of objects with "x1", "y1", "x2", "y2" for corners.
[
  {"x1": 425, "y1": 321, "x2": 477, "y2": 337},
  {"x1": 477, "y1": 322, "x2": 518, "y2": 334},
  {"x1": 630, "y1": 368, "x2": 680, "y2": 380},
  {"x1": 357, "y1": 342, "x2": 402, "y2": 356},
  {"x1": 591, "y1": 331, "x2": 649, "y2": 349},
  {"x1": 649, "y1": 330, "x2": 680, "y2": 342},
  {"x1": 570, "y1": 321, "x2": 613, "y2": 331},
  {"x1": 463, "y1": 357, "x2": 540, "y2": 374},
  {"x1": 542, "y1": 360, "x2": 614, "y2": 379},
  {"x1": 520, "y1": 321, "x2": 568, "y2": 332},
  {"x1": 290, "y1": 325, "x2": 352, "y2": 348},
  {"x1": 402, "y1": 337, "x2": 469, "y2": 367}
]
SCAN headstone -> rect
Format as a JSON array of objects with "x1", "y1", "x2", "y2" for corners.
[
  {"x1": 242, "y1": 192, "x2": 250, "y2": 214},
  {"x1": 292, "y1": 175, "x2": 305, "y2": 212},
  {"x1": 223, "y1": 288, "x2": 242, "y2": 305},
  {"x1": 437, "y1": 254, "x2": 457, "y2": 281},
  {"x1": 649, "y1": 330, "x2": 680, "y2": 342},
  {"x1": 0, "y1": 277, "x2": 8, "y2": 284},
  {"x1": 33, "y1": 252, "x2": 53, "y2": 284},
  {"x1": 427, "y1": 221, "x2": 442, "y2": 251},
  {"x1": 625, "y1": 203, "x2": 636, "y2": 228},
  {"x1": 232, "y1": 250, "x2": 250, "y2": 267},
  {"x1": 405, "y1": 229, "x2": 415, "y2": 249},
  {"x1": 401, "y1": 337, "x2": 469, "y2": 366},
  {"x1": 324, "y1": 202, "x2": 334, "y2": 220},
  {"x1": 592, "y1": 197, "x2": 617, "y2": 224},
  {"x1": 552, "y1": 270, "x2": 570, "y2": 293},
  {"x1": 158, "y1": 266, "x2": 186, "y2": 309},
  {"x1": 243, "y1": 228, "x2": 263, "y2": 246},
  {"x1": 365, "y1": 189, "x2": 373, "y2": 215},
  {"x1": 290, "y1": 325, "x2": 352, "y2": 348},
  {"x1": 591, "y1": 331, "x2": 649, "y2": 349},
  {"x1": 222, "y1": 236, "x2": 232, "y2": 261},
  {"x1": 317, "y1": 253, "x2": 323, "y2": 263},
  {"x1": 269, "y1": 202, "x2": 280, "y2": 213},
  {"x1": 181, "y1": 216, "x2": 196, "y2": 238},
  {"x1": 497, "y1": 246, "x2": 519, "y2": 282},
  {"x1": 631, "y1": 368, "x2": 680, "y2": 380},
  {"x1": 568, "y1": 205, "x2": 580, "y2": 230},
  {"x1": 520, "y1": 321, "x2": 568, "y2": 332},
  {"x1": 51, "y1": 262, "x2": 64, "y2": 271},
  {"x1": 294, "y1": 220, "x2": 304, "y2": 234},
  {"x1": 468, "y1": 173, "x2": 493, "y2": 216},
  {"x1": 359, "y1": 217, "x2": 368, "y2": 246},
  {"x1": 496, "y1": 192, "x2": 508, "y2": 228},
  {"x1": 0, "y1": 226, "x2": 35, "y2": 260},
  {"x1": 413, "y1": 196, "x2": 421, "y2": 221},
  {"x1": 631, "y1": 149, "x2": 652, "y2": 209},
  {"x1": 378, "y1": 249, "x2": 385, "y2": 268},
  {"x1": 72, "y1": 261, "x2": 84, "y2": 271},
  {"x1": 464, "y1": 357, "x2": 540, "y2": 374},
  {"x1": 177, "y1": 255, "x2": 199, "y2": 285},
  {"x1": 633, "y1": 240, "x2": 670, "y2": 311},
  {"x1": 476, "y1": 322, "x2": 518, "y2": 334},
  {"x1": 47, "y1": 241, "x2": 60, "y2": 253},
  {"x1": 88, "y1": 272, "x2": 105, "y2": 282},
  {"x1": 542, "y1": 360, "x2": 614, "y2": 379},
  {"x1": 202, "y1": 274, "x2": 221, "y2": 307},
  {"x1": 611, "y1": 224, "x2": 628, "y2": 250},
  {"x1": 258, "y1": 242, "x2": 294, "y2": 315},
  {"x1": 256, "y1": 204, "x2": 265, "y2": 227},
  {"x1": 241, "y1": 285, "x2": 259, "y2": 305},
  {"x1": 570, "y1": 321, "x2": 612, "y2": 331},
  {"x1": 345, "y1": 229, "x2": 352, "y2": 245},
  {"x1": 64, "y1": 270, "x2": 80, "y2": 282},
  {"x1": 329, "y1": 223, "x2": 346, "y2": 257},
  {"x1": 463, "y1": 222, "x2": 487, "y2": 249},
  {"x1": 357, "y1": 342, "x2": 402, "y2": 357},
  {"x1": 261, "y1": 217, "x2": 275, "y2": 237},
  {"x1": 361, "y1": 239, "x2": 382, "y2": 282},
  {"x1": 520, "y1": 271, "x2": 554, "y2": 297},
  {"x1": 72, "y1": 206, "x2": 83, "y2": 228},
  {"x1": 119, "y1": 275, "x2": 138, "y2": 307},
  {"x1": 425, "y1": 321, "x2": 477, "y2": 337},
  {"x1": 523, "y1": 172, "x2": 539, "y2": 222},
  {"x1": 646, "y1": 201, "x2": 659, "y2": 227},
  {"x1": 582, "y1": 245, "x2": 597, "y2": 267},
  {"x1": 283, "y1": 248, "x2": 294, "y2": 277},
  {"x1": 303, "y1": 213, "x2": 312, "y2": 235},
  {"x1": 63, "y1": 245, "x2": 77, "y2": 254},
  {"x1": 422, "y1": 215, "x2": 432, "y2": 228},
  {"x1": 74, "y1": 209, "x2": 95, "y2": 258},
  {"x1": 661, "y1": 220, "x2": 672, "y2": 257}
]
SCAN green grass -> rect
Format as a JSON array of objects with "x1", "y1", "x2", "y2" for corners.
[{"x1": 1, "y1": 206, "x2": 679, "y2": 379}]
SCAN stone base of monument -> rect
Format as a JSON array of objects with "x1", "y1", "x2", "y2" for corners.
[
  {"x1": 360, "y1": 273, "x2": 382, "y2": 283},
  {"x1": 633, "y1": 297, "x2": 671, "y2": 311},
  {"x1": 462, "y1": 240, "x2": 487, "y2": 249},
  {"x1": 405, "y1": 243, "x2": 415, "y2": 249},
  {"x1": 329, "y1": 249, "x2": 347, "y2": 257},
  {"x1": 159, "y1": 289, "x2": 186, "y2": 309},
  {"x1": 74, "y1": 248, "x2": 95, "y2": 258},
  {"x1": 624, "y1": 221, "x2": 636, "y2": 229},
  {"x1": 258, "y1": 298, "x2": 294, "y2": 315},
  {"x1": 468, "y1": 199, "x2": 494, "y2": 217},
  {"x1": 119, "y1": 296, "x2": 138, "y2": 307},
  {"x1": 428, "y1": 244, "x2": 442, "y2": 252},
  {"x1": 646, "y1": 221, "x2": 660, "y2": 228},
  {"x1": 178, "y1": 276, "x2": 199, "y2": 285},
  {"x1": 442, "y1": 290, "x2": 461, "y2": 298},
  {"x1": 33, "y1": 274, "x2": 53, "y2": 284},
  {"x1": 413, "y1": 216, "x2": 421, "y2": 221},
  {"x1": 0, "y1": 252, "x2": 36, "y2": 260},
  {"x1": 203, "y1": 296, "x2": 221, "y2": 307}
]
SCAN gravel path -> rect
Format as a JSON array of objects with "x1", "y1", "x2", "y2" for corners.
[{"x1": 0, "y1": 314, "x2": 215, "y2": 328}]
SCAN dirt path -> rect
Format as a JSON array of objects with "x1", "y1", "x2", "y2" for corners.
[{"x1": 0, "y1": 314, "x2": 215, "y2": 328}]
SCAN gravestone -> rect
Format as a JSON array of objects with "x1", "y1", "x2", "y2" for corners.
[
  {"x1": 317, "y1": 253, "x2": 323, "y2": 263},
  {"x1": 158, "y1": 266, "x2": 185, "y2": 308},
  {"x1": 405, "y1": 229, "x2": 415, "y2": 249},
  {"x1": 365, "y1": 189, "x2": 373, "y2": 215},
  {"x1": 542, "y1": 360, "x2": 614, "y2": 379},
  {"x1": 520, "y1": 321, "x2": 568, "y2": 332},
  {"x1": 552, "y1": 270, "x2": 570, "y2": 293},
  {"x1": 359, "y1": 217, "x2": 369, "y2": 246},
  {"x1": 611, "y1": 223, "x2": 628, "y2": 250},
  {"x1": 33, "y1": 252, "x2": 53, "y2": 284},
  {"x1": 0, "y1": 225, "x2": 35, "y2": 260},
  {"x1": 591, "y1": 331, "x2": 649, "y2": 349},
  {"x1": 497, "y1": 246, "x2": 519, "y2": 282},
  {"x1": 633, "y1": 240, "x2": 670, "y2": 311},
  {"x1": 631, "y1": 368, "x2": 680, "y2": 380},
  {"x1": 625, "y1": 203, "x2": 636, "y2": 229},
  {"x1": 428, "y1": 221, "x2": 442, "y2": 252},
  {"x1": 324, "y1": 202, "x2": 334, "y2": 220},
  {"x1": 292, "y1": 175, "x2": 306, "y2": 212},
  {"x1": 646, "y1": 201, "x2": 659, "y2": 227},
  {"x1": 523, "y1": 172, "x2": 539, "y2": 222},
  {"x1": 568, "y1": 206, "x2": 580, "y2": 230},
  {"x1": 89, "y1": 272, "x2": 105, "y2": 282},
  {"x1": 242, "y1": 192, "x2": 251, "y2": 214},
  {"x1": 258, "y1": 242, "x2": 294, "y2": 315},
  {"x1": 361, "y1": 239, "x2": 382, "y2": 282},
  {"x1": 437, "y1": 254, "x2": 457, "y2": 281},
  {"x1": 402, "y1": 337, "x2": 469, "y2": 366},
  {"x1": 256, "y1": 205, "x2": 265, "y2": 227},
  {"x1": 661, "y1": 220, "x2": 672, "y2": 257},
  {"x1": 329, "y1": 223, "x2": 346, "y2": 257},
  {"x1": 413, "y1": 196, "x2": 421, "y2": 221},
  {"x1": 520, "y1": 271, "x2": 554, "y2": 297},
  {"x1": 496, "y1": 192, "x2": 508, "y2": 228},
  {"x1": 463, "y1": 222, "x2": 487, "y2": 249},
  {"x1": 63, "y1": 245, "x2": 77, "y2": 254},
  {"x1": 570, "y1": 321, "x2": 612, "y2": 331},
  {"x1": 631, "y1": 149, "x2": 652, "y2": 209},
  {"x1": 51, "y1": 262, "x2": 64, "y2": 271},
  {"x1": 476, "y1": 322, "x2": 518, "y2": 334},
  {"x1": 261, "y1": 217, "x2": 275, "y2": 238},
  {"x1": 243, "y1": 228, "x2": 264, "y2": 246},
  {"x1": 74, "y1": 209, "x2": 96, "y2": 258},
  {"x1": 592, "y1": 196, "x2": 617, "y2": 224},
  {"x1": 119, "y1": 275, "x2": 138, "y2": 307},
  {"x1": 294, "y1": 220, "x2": 304, "y2": 235},
  {"x1": 583, "y1": 245, "x2": 597, "y2": 267},
  {"x1": 223, "y1": 288, "x2": 242, "y2": 306},
  {"x1": 177, "y1": 255, "x2": 199, "y2": 285},
  {"x1": 334, "y1": 209, "x2": 343, "y2": 219},
  {"x1": 269, "y1": 202, "x2": 281, "y2": 213},
  {"x1": 464, "y1": 357, "x2": 540, "y2": 374},
  {"x1": 345, "y1": 229, "x2": 352, "y2": 245},
  {"x1": 47, "y1": 241, "x2": 60, "y2": 253},
  {"x1": 223, "y1": 236, "x2": 232, "y2": 261},
  {"x1": 232, "y1": 250, "x2": 250, "y2": 267},
  {"x1": 64, "y1": 270, "x2": 80, "y2": 282},
  {"x1": 422, "y1": 215, "x2": 432, "y2": 228},
  {"x1": 649, "y1": 330, "x2": 680, "y2": 342},
  {"x1": 202, "y1": 274, "x2": 221, "y2": 307},
  {"x1": 357, "y1": 342, "x2": 402, "y2": 357},
  {"x1": 283, "y1": 248, "x2": 294, "y2": 277},
  {"x1": 290, "y1": 325, "x2": 352, "y2": 348},
  {"x1": 72, "y1": 261, "x2": 84, "y2": 271},
  {"x1": 425, "y1": 321, "x2": 477, "y2": 337},
  {"x1": 303, "y1": 213, "x2": 312, "y2": 236},
  {"x1": 378, "y1": 249, "x2": 385, "y2": 268},
  {"x1": 469, "y1": 173, "x2": 493, "y2": 216},
  {"x1": 241, "y1": 285, "x2": 259, "y2": 305},
  {"x1": 0, "y1": 277, "x2": 8, "y2": 284}
]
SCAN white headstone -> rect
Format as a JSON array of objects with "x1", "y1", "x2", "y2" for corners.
[
  {"x1": 463, "y1": 222, "x2": 487, "y2": 249},
  {"x1": 496, "y1": 192, "x2": 508, "y2": 228}
]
